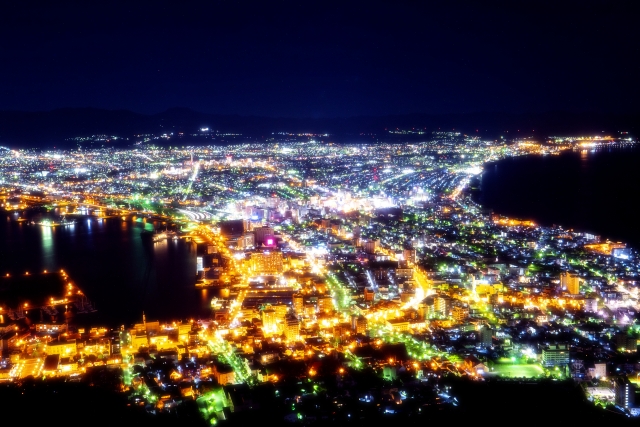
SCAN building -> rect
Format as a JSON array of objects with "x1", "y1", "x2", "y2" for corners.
[
  {"x1": 560, "y1": 272, "x2": 580, "y2": 295},
  {"x1": 402, "y1": 247, "x2": 416, "y2": 264},
  {"x1": 284, "y1": 318, "x2": 300, "y2": 341},
  {"x1": 587, "y1": 363, "x2": 606, "y2": 379},
  {"x1": 132, "y1": 333, "x2": 149, "y2": 350},
  {"x1": 272, "y1": 304, "x2": 289, "y2": 320},
  {"x1": 478, "y1": 326, "x2": 493, "y2": 347},
  {"x1": 615, "y1": 378, "x2": 637, "y2": 409},
  {"x1": 46, "y1": 339, "x2": 77, "y2": 357},
  {"x1": 351, "y1": 315, "x2": 367, "y2": 334},
  {"x1": 616, "y1": 333, "x2": 638, "y2": 353},
  {"x1": 250, "y1": 251, "x2": 283, "y2": 274},
  {"x1": 213, "y1": 362, "x2": 236, "y2": 385},
  {"x1": 261, "y1": 308, "x2": 277, "y2": 335},
  {"x1": 254, "y1": 226, "x2": 274, "y2": 246},
  {"x1": 363, "y1": 239, "x2": 379, "y2": 254},
  {"x1": 542, "y1": 344, "x2": 570, "y2": 367},
  {"x1": 452, "y1": 305, "x2": 469, "y2": 323},
  {"x1": 293, "y1": 294, "x2": 304, "y2": 315},
  {"x1": 317, "y1": 295, "x2": 333, "y2": 314},
  {"x1": 584, "y1": 298, "x2": 598, "y2": 313},
  {"x1": 220, "y1": 219, "x2": 249, "y2": 238},
  {"x1": 436, "y1": 295, "x2": 452, "y2": 318},
  {"x1": 420, "y1": 296, "x2": 437, "y2": 319},
  {"x1": 386, "y1": 319, "x2": 410, "y2": 332}
]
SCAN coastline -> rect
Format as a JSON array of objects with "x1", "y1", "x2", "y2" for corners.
[{"x1": 472, "y1": 145, "x2": 640, "y2": 250}]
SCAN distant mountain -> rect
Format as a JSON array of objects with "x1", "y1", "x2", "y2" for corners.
[{"x1": 0, "y1": 108, "x2": 638, "y2": 149}]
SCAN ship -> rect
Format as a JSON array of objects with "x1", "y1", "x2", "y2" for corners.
[
  {"x1": 36, "y1": 218, "x2": 76, "y2": 227},
  {"x1": 141, "y1": 228, "x2": 179, "y2": 242}
]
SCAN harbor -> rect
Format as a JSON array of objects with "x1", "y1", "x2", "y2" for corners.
[{"x1": 0, "y1": 270, "x2": 96, "y2": 326}]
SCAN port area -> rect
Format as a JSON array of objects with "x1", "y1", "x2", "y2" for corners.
[{"x1": 0, "y1": 269, "x2": 95, "y2": 326}]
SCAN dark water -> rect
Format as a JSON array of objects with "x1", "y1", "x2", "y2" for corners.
[
  {"x1": 474, "y1": 146, "x2": 640, "y2": 250},
  {"x1": 0, "y1": 213, "x2": 213, "y2": 328}
]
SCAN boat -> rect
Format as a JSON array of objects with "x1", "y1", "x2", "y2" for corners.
[
  {"x1": 141, "y1": 228, "x2": 179, "y2": 242},
  {"x1": 152, "y1": 232, "x2": 168, "y2": 242}
]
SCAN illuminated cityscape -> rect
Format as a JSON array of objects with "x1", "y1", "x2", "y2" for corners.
[
  {"x1": 2, "y1": 0, "x2": 640, "y2": 423},
  {"x1": 1, "y1": 133, "x2": 640, "y2": 423}
]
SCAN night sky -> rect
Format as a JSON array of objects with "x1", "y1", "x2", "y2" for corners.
[{"x1": 1, "y1": 1, "x2": 638, "y2": 118}]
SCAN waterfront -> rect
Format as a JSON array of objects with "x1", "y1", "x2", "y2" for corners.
[
  {"x1": 475, "y1": 146, "x2": 640, "y2": 250},
  {"x1": 0, "y1": 213, "x2": 211, "y2": 328}
]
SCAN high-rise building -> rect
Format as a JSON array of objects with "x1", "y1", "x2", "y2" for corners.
[
  {"x1": 616, "y1": 333, "x2": 638, "y2": 352},
  {"x1": 254, "y1": 226, "x2": 275, "y2": 246},
  {"x1": 219, "y1": 219, "x2": 249, "y2": 238},
  {"x1": 615, "y1": 378, "x2": 637, "y2": 409},
  {"x1": 273, "y1": 304, "x2": 288, "y2": 320},
  {"x1": 317, "y1": 295, "x2": 333, "y2": 314},
  {"x1": 351, "y1": 315, "x2": 367, "y2": 334},
  {"x1": 478, "y1": 326, "x2": 493, "y2": 347},
  {"x1": 284, "y1": 317, "x2": 300, "y2": 341},
  {"x1": 293, "y1": 294, "x2": 304, "y2": 315},
  {"x1": 452, "y1": 305, "x2": 469, "y2": 323},
  {"x1": 261, "y1": 308, "x2": 277, "y2": 335},
  {"x1": 363, "y1": 239, "x2": 379, "y2": 254},
  {"x1": 542, "y1": 344, "x2": 570, "y2": 367},
  {"x1": 560, "y1": 272, "x2": 580, "y2": 295},
  {"x1": 250, "y1": 251, "x2": 283, "y2": 274},
  {"x1": 403, "y1": 247, "x2": 416, "y2": 264},
  {"x1": 436, "y1": 295, "x2": 452, "y2": 318}
]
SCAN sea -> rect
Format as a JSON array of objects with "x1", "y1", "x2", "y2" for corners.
[{"x1": 473, "y1": 145, "x2": 640, "y2": 250}]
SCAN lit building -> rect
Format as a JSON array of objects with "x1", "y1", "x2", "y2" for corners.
[
  {"x1": 452, "y1": 305, "x2": 469, "y2": 322},
  {"x1": 46, "y1": 339, "x2": 77, "y2": 357},
  {"x1": 250, "y1": 251, "x2": 283, "y2": 274},
  {"x1": 616, "y1": 333, "x2": 638, "y2": 352},
  {"x1": 478, "y1": 326, "x2": 493, "y2": 347},
  {"x1": 436, "y1": 295, "x2": 452, "y2": 318},
  {"x1": 213, "y1": 362, "x2": 236, "y2": 385},
  {"x1": 273, "y1": 304, "x2": 289, "y2": 320},
  {"x1": 402, "y1": 247, "x2": 416, "y2": 264},
  {"x1": 351, "y1": 315, "x2": 367, "y2": 334},
  {"x1": 293, "y1": 294, "x2": 304, "y2": 315},
  {"x1": 132, "y1": 333, "x2": 149, "y2": 350},
  {"x1": 317, "y1": 295, "x2": 333, "y2": 314},
  {"x1": 254, "y1": 226, "x2": 275, "y2": 246},
  {"x1": 363, "y1": 239, "x2": 380, "y2": 254},
  {"x1": 560, "y1": 272, "x2": 580, "y2": 295},
  {"x1": 542, "y1": 344, "x2": 570, "y2": 367},
  {"x1": 584, "y1": 298, "x2": 598, "y2": 313},
  {"x1": 615, "y1": 378, "x2": 637, "y2": 409},
  {"x1": 262, "y1": 308, "x2": 277, "y2": 335},
  {"x1": 386, "y1": 318, "x2": 410, "y2": 332},
  {"x1": 588, "y1": 363, "x2": 606, "y2": 379},
  {"x1": 285, "y1": 317, "x2": 300, "y2": 341}
]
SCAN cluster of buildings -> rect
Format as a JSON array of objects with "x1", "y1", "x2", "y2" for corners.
[{"x1": 2, "y1": 132, "x2": 640, "y2": 420}]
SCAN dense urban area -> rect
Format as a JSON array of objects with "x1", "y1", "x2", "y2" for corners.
[{"x1": 1, "y1": 131, "x2": 640, "y2": 424}]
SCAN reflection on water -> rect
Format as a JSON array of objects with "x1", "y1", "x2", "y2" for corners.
[
  {"x1": 40, "y1": 224, "x2": 55, "y2": 270},
  {"x1": 0, "y1": 216, "x2": 201, "y2": 327}
]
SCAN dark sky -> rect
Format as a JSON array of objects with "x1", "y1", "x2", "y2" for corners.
[{"x1": 1, "y1": 1, "x2": 638, "y2": 118}]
